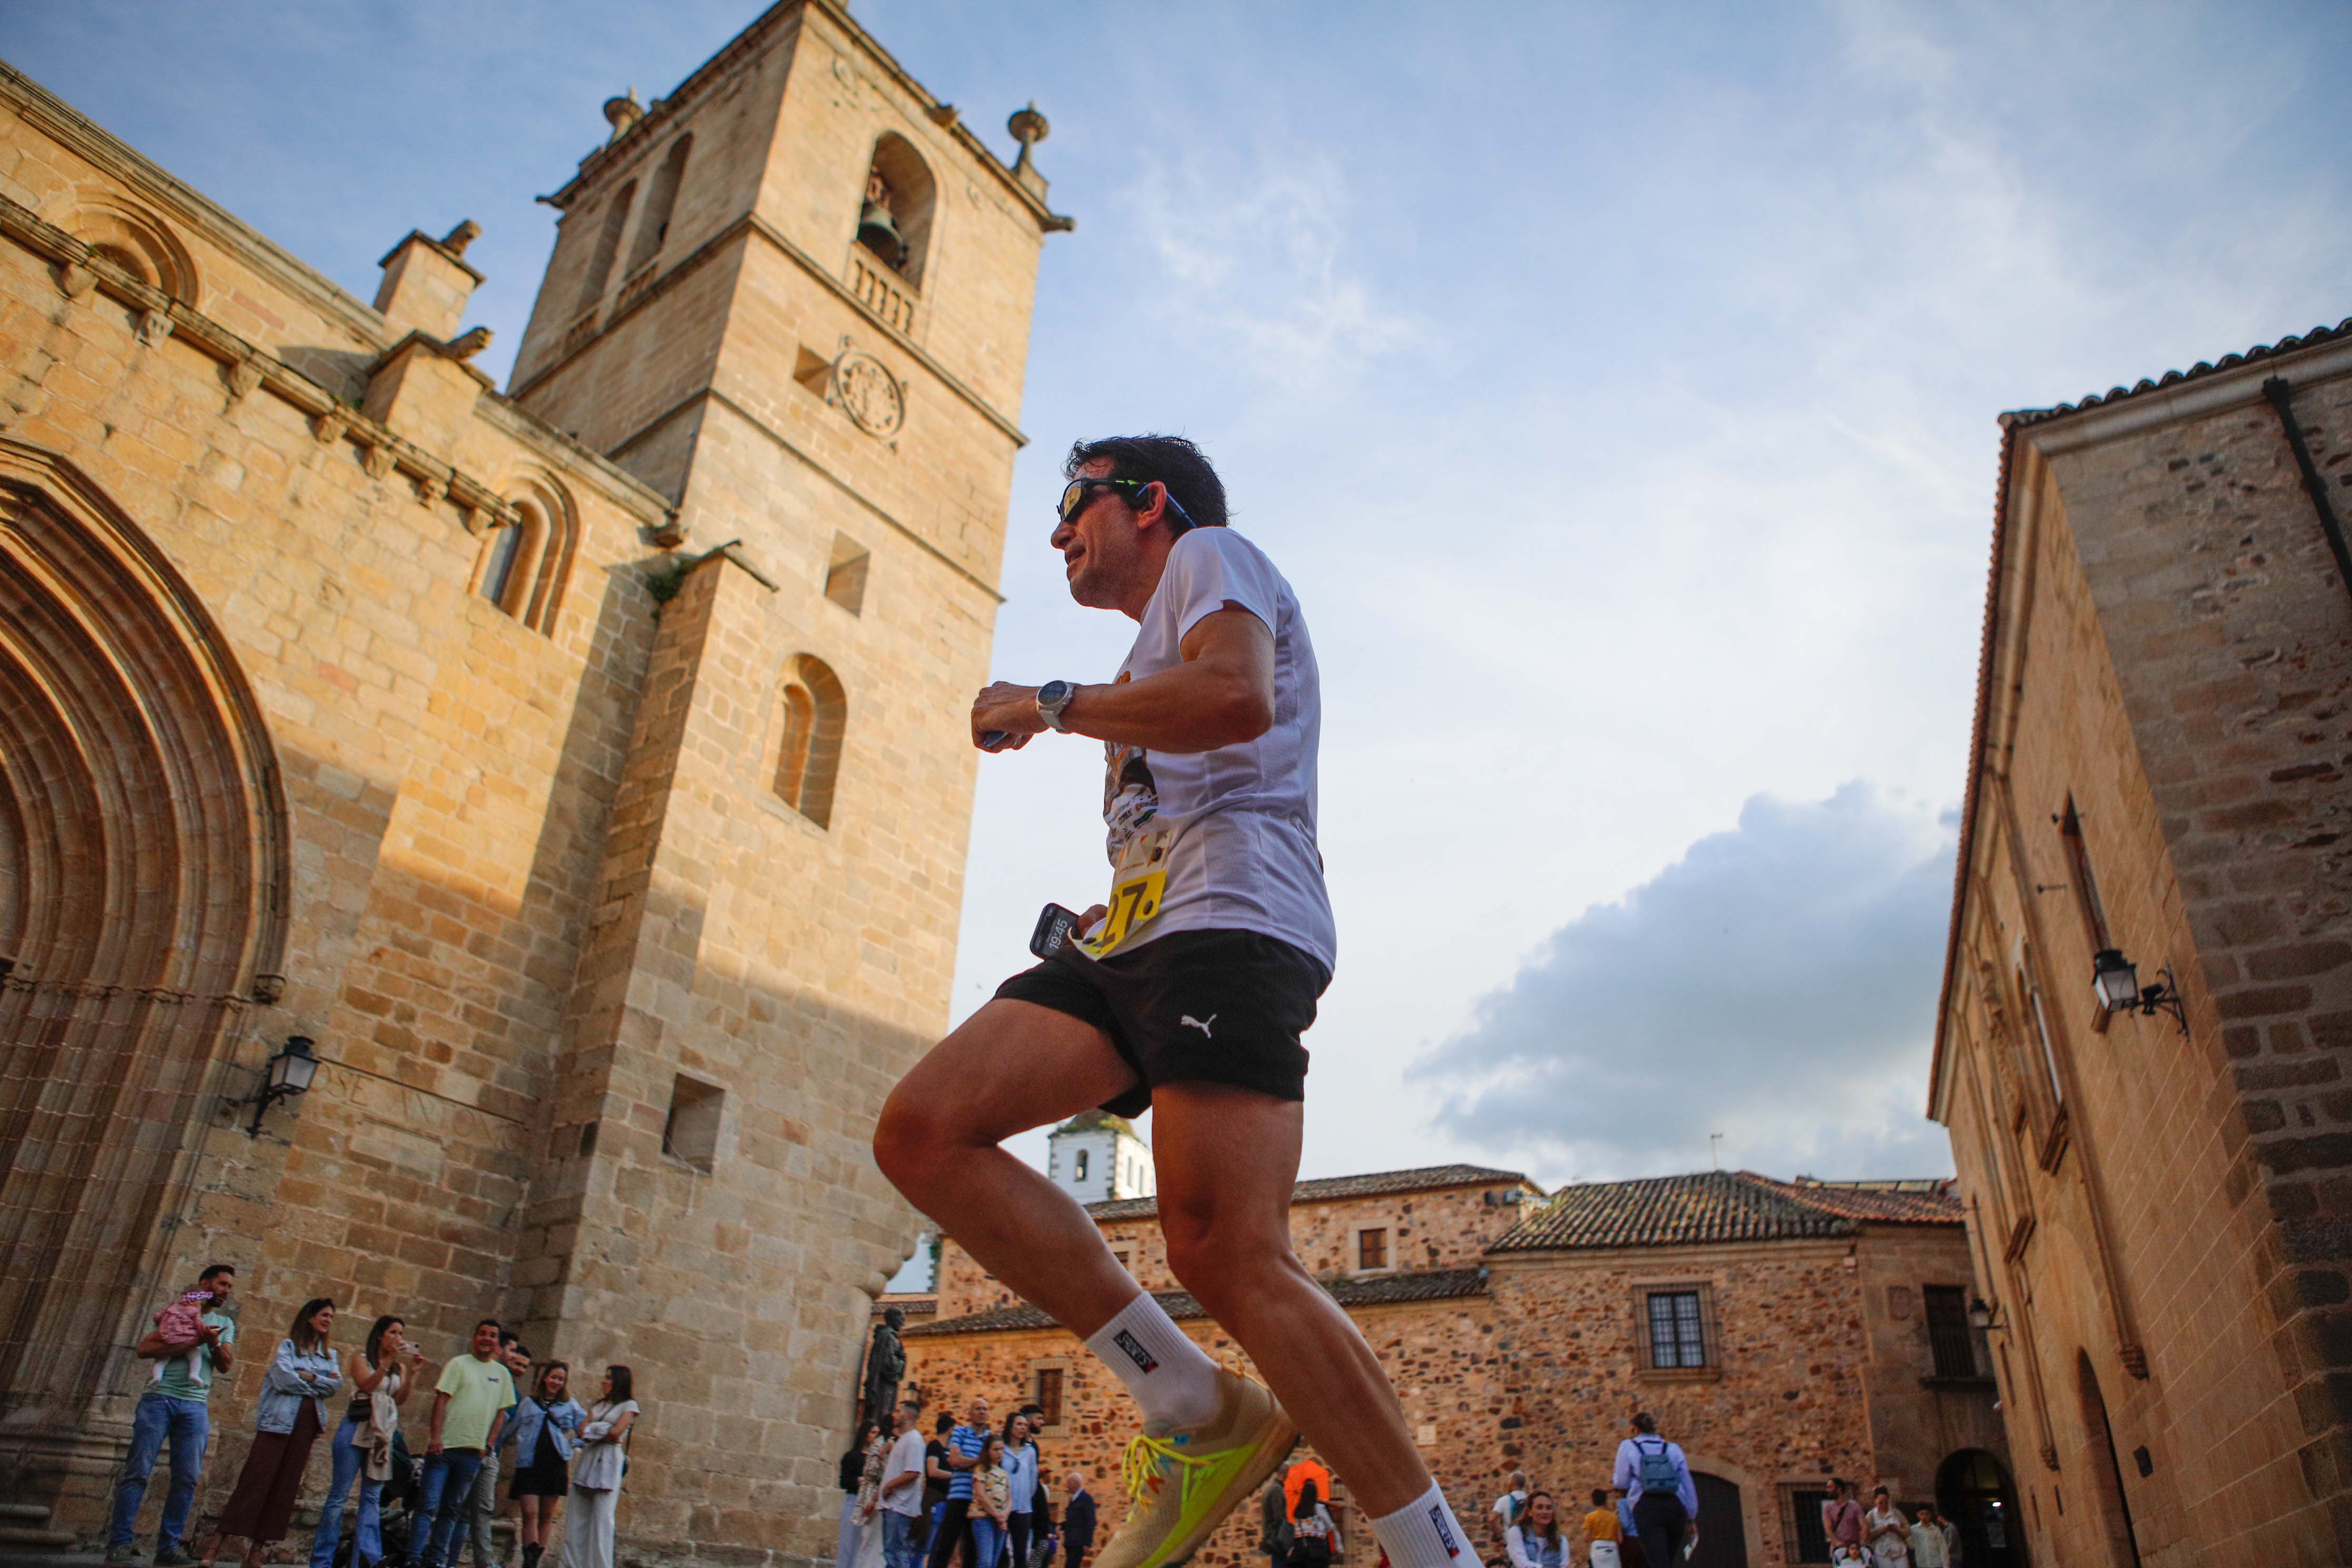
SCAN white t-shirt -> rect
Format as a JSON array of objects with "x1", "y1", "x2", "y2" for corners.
[
  {"x1": 1097, "y1": 527, "x2": 1335, "y2": 972},
  {"x1": 881, "y1": 1427, "x2": 927, "y2": 1516}
]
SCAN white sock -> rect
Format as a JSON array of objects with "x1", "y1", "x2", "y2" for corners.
[
  {"x1": 1083, "y1": 1291, "x2": 1223, "y2": 1429},
  {"x1": 1369, "y1": 1485, "x2": 1473, "y2": 1568}
]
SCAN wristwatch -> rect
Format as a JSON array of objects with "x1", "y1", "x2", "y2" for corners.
[{"x1": 1035, "y1": 680, "x2": 1079, "y2": 733}]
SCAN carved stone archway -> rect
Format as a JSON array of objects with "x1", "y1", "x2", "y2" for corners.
[{"x1": 0, "y1": 438, "x2": 288, "y2": 1429}]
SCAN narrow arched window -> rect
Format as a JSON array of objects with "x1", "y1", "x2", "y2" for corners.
[
  {"x1": 577, "y1": 180, "x2": 636, "y2": 315},
  {"x1": 773, "y1": 655, "x2": 847, "y2": 828},
  {"x1": 475, "y1": 484, "x2": 579, "y2": 636},
  {"x1": 479, "y1": 516, "x2": 526, "y2": 609},
  {"x1": 626, "y1": 135, "x2": 692, "y2": 278},
  {"x1": 855, "y1": 134, "x2": 937, "y2": 287}
]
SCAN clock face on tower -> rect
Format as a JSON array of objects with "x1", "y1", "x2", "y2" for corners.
[{"x1": 832, "y1": 349, "x2": 906, "y2": 437}]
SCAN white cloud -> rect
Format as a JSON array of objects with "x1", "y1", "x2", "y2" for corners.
[
  {"x1": 1117, "y1": 149, "x2": 1422, "y2": 396},
  {"x1": 1409, "y1": 783, "x2": 1957, "y2": 1184}
]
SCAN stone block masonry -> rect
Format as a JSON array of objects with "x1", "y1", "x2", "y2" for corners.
[
  {"x1": 1930, "y1": 320, "x2": 2352, "y2": 1567},
  {"x1": 0, "y1": 1, "x2": 1067, "y2": 1560}
]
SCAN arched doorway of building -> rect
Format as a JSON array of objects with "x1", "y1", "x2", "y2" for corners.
[
  {"x1": 2075, "y1": 1351, "x2": 2142, "y2": 1566},
  {"x1": 1936, "y1": 1449, "x2": 2026, "y2": 1568},
  {"x1": 0, "y1": 438, "x2": 288, "y2": 1426},
  {"x1": 1688, "y1": 1472, "x2": 1749, "y2": 1568}
]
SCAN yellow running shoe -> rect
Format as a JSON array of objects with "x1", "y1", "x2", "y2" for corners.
[{"x1": 1096, "y1": 1370, "x2": 1298, "y2": 1568}]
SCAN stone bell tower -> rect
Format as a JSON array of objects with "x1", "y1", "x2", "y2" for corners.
[{"x1": 501, "y1": 2, "x2": 1069, "y2": 1555}]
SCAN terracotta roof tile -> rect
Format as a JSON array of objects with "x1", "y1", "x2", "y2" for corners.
[
  {"x1": 1489, "y1": 1171, "x2": 1958, "y2": 1253},
  {"x1": 904, "y1": 1267, "x2": 1490, "y2": 1339},
  {"x1": 2004, "y1": 318, "x2": 2352, "y2": 428},
  {"x1": 1085, "y1": 1164, "x2": 1531, "y2": 1222}
]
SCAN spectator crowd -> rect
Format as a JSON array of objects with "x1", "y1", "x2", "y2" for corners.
[
  {"x1": 111, "y1": 1277, "x2": 1965, "y2": 1568},
  {"x1": 106, "y1": 1264, "x2": 643, "y2": 1568}
]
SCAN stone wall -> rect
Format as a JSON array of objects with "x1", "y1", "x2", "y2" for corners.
[
  {"x1": 912, "y1": 1205, "x2": 1998, "y2": 1568},
  {"x1": 1930, "y1": 326, "x2": 2352, "y2": 1567},
  {"x1": 0, "y1": 1, "x2": 1057, "y2": 1557}
]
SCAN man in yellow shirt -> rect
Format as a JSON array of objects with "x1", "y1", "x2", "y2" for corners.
[{"x1": 413, "y1": 1319, "x2": 517, "y2": 1568}]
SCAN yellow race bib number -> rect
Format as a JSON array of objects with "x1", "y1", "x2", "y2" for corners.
[{"x1": 1081, "y1": 868, "x2": 1165, "y2": 957}]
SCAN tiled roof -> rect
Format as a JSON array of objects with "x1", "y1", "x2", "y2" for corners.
[
  {"x1": 1755, "y1": 1175, "x2": 1961, "y2": 1224},
  {"x1": 1488, "y1": 1171, "x2": 1959, "y2": 1253},
  {"x1": 905, "y1": 1267, "x2": 1490, "y2": 1339},
  {"x1": 1086, "y1": 1164, "x2": 1531, "y2": 1222},
  {"x1": 876, "y1": 1294, "x2": 937, "y2": 1317},
  {"x1": 2003, "y1": 318, "x2": 2352, "y2": 428}
]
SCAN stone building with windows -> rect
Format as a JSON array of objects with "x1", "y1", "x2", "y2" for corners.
[
  {"x1": 0, "y1": 2, "x2": 1068, "y2": 1559},
  {"x1": 1928, "y1": 318, "x2": 2352, "y2": 1568},
  {"x1": 900, "y1": 1152, "x2": 2010, "y2": 1568}
]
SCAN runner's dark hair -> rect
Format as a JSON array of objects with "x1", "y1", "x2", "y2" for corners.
[{"x1": 1063, "y1": 435, "x2": 1228, "y2": 532}]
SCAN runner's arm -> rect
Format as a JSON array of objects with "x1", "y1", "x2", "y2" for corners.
[{"x1": 970, "y1": 606, "x2": 1275, "y2": 754}]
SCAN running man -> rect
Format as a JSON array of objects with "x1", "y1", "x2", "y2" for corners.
[{"x1": 876, "y1": 436, "x2": 1472, "y2": 1568}]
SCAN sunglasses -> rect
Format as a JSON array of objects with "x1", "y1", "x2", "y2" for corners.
[{"x1": 1055, "y1": 477, "x2": 1195, "y2": 532}]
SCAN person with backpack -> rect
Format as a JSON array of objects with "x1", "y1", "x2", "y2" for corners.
[
  {"x1": 108, "y1": 1265, "x2": 239, "y2": 1565},
  {"x1": 1287, "y1": 1479, "x2": 1342, "y2": 1568},
  {"x1": 1609, "y1": 1415, "x2": 1695, "y2": 1568}
]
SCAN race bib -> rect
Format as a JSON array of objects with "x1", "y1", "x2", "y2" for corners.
[{"x1": 1082, "y1": 824, "x2": 1171, "y2": 957}]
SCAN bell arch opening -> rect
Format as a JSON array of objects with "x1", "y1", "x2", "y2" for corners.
[
  {"x1": 856, "y1": 133, "x2": 937, "y2": 288},
  {"x1": 0, "y1": 438, "x2": 288, "y2": 1424}
]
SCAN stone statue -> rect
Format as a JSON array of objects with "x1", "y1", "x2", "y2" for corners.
[{"x1": 863, "y1": 1306, "x2": 907, "y2": 1421}]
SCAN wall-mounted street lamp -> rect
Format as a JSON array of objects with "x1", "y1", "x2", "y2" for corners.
[
  {"x1": 1968, "y1": 1296, "x2": 2003, "y2": 1333},
  {"x1": 241, "y1": 1035, "x2": 319, "y2": 1135},
  {"x1": 2091, "y1": 948, "x2": 2189, "y2": 1036}
]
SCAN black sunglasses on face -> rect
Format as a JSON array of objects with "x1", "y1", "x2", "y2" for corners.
[{"x1": 1055, "y1": 477, "x2": 1194, "y2": 532}]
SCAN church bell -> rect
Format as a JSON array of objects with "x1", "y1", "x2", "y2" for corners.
[{"x1": 857, "y1": 198, "x2": 906, "y2": 270}]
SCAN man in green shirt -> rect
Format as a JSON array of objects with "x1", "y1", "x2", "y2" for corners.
[
  {"x1": 413, "y1": 1319, "x2": 517, "y2": 1568},
  {"x1": 108, "y1": 1263, "x2": 239, "y2": 1565}
]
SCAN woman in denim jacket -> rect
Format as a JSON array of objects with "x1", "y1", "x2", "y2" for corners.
[
  {"x1": 197, "y1": 1298, "x2": 342, "y2": 1568},
  {"x1": 507, "y1": 1362, "x2": 587, "y2": 1568}
]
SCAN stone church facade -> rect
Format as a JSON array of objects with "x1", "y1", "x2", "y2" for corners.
[
  {"x1": 0, "y1": 1, "x2": 1066, "y2": 1558},
  {"x1": 900, "y1": 1160, "x2": 2010, "y2": 1568},
  {"x1": 1928, "y1": 318, "x2": 2352, "y2": 1566}
]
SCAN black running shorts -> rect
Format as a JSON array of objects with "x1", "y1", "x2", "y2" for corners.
[{"x1": 992, "y1": 928, "x2": 1330, "y2": 1116}]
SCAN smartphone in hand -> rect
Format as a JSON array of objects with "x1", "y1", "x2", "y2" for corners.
[{"x1": 1030, "y1": 903, "x2": 1086, "y2": 959}]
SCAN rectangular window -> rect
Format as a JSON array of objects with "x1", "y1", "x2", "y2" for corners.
[
  {"x1": 1783, "y1": 1488, "x2": 1834, "y2": 1564},
  {"x1": 1075, "y1": 1150, "x2": 1090, "y2": 1182},
  {"x1": 1924, "y1": 1285, "x2": 1977, "y2": 1377},
  {"x1": 1647, "y1": 1290, "x2": 1707, "y2": 1369},
  {"x1": 1111, "y1": 1248, "x2": 1130, "y2": 1271},
  {"x1": 2020, "y1": 962, "x2": 2065, "y2": 1107},
  {"x1": 1357, "y1": 1228, "x2": 1388, "y2": 1271},
  {"x1": 1034, "y1": 1367, "x2": 1063, "y2": 1429},
  {"x1": 661, "y1": 1075, "x2": 723, "y2": 1172},
  {"x1": 2060, "y1": 800, "x2": 2113, "y2": 956}
]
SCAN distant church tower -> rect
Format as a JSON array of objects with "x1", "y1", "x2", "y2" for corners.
[{"x1": 1048, "y1": 1110, "x2": 1156, "y2": 1204}]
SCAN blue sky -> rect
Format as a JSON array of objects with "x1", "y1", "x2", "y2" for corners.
[{"x1": 14, "y1": 1, "x2": 2349, "y2": 1194}]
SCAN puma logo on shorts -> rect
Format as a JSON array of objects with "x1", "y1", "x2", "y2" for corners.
[{"x1": 1179, "y1": 1014, "x2": 1216, "y2": 1037}]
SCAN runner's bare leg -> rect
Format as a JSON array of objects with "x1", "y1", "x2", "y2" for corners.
[
  {"x1": 1147, "y1": 1082, "x2": 1431, "y2": 1515},
  {"x1": 874, "y1": 998, "x2": 1148, "y2": 1336}
]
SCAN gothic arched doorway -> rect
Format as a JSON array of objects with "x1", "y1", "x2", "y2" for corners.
[
  {"x1": 1936, "y1": 1448, "x2": 2027, "y2": 1568},
  {"x1": 0, "y1": 438, "x2": 288, "y2": 1426},
  {"x1": 1688, "y1": 1472, "x2": 1749, "y2": 1568}
]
